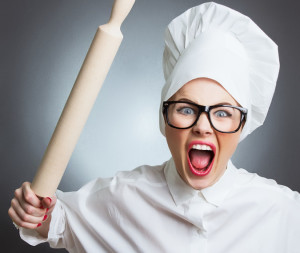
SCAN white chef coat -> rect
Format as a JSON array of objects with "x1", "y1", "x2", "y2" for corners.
[{"x1": 20, "y1": 159, "x2": 300, "y2": 252}]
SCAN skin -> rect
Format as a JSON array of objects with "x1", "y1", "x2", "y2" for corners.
[
  {"x1": 8, "y1": 77, "x2": 244, "y2": 237},
  {"x1": 165, "y1": 78, "x2": 243, "y2": 190},
  {"x1": 8, "y1": 182, "x2": 56, "y2": 238}
]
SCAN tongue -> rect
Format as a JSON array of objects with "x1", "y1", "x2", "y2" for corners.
[{"x1": 189, "y1": 150, "x2": 212, "y2": 170}]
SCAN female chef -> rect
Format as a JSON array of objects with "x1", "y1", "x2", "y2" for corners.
[{"x1": 8, "y1": 2, "x2": 300, "y2": 252}]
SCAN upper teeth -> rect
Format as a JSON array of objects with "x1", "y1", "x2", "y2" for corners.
[{"x1": 192, "y1": 144, "x2": 212, "y2": 151}]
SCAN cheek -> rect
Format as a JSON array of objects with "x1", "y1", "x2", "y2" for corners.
[
  {"x1": 165, "y1": 127, "x2": 187, "y2": 160},
  {"x1": 165, "y1": 127, "x2": 179, "y2": 155},
  {"x1": 218, "y1": 133, "x2": 240, "y2": 161}
]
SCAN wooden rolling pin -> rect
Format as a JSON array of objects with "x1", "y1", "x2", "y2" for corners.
[{"x1": 31, "y1": 0, "x2": 135, "y2": 197}]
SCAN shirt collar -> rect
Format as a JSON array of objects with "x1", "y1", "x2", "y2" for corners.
[{"x1": 164, "y1": 158, "x2": 237, "y2": 207}]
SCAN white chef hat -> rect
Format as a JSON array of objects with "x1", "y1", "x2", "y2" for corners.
[{"x1": 159, "y1": 2, "x2": 280, "y2": 141}]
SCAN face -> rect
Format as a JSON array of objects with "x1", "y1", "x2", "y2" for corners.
[{"x1": 165, "y1": 78, "x2": 243, "y2": 190}]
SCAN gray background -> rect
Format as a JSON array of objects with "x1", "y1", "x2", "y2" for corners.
[{"x1": 1, "y1": 0, "x2": 299, "y2": 252}]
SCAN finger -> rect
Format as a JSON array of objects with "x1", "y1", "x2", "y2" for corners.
[
  {"x1": 11, "y1": 198, "x2": 45, "y2": 225},
  {"x1": 16, "y1": 196, "x2": 45, "y2": 218},
  {"x1": 42, "y1": 196, "x2": 56, "y2": 209},
  {"x1": 22, "y1": 182, "x2": 43, "y2": 208},
  {"x1": 14, "y1": 185, "x2": 45, "y2": 217},
  {"x1": 14, "y1": 182, "x2": 41, "y2": 209},
  {"x1": 8, "y1": 205, "x2": 41, "y2": 230},
  {"x1": 42, "y1": 197, "x2": 52, "y2": 208}
]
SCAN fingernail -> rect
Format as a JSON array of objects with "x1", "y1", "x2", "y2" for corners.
[
  {"x1": 37, "y1": 223, "x2": 42, "y2": 228},
  {"x1": 46, "y1": 208, "x2": 49, "y2": 213},
  {"x1": 39, "y1": 204, "x2": 44, "y2": 209},
  {"x1": 47, "y1": 197, "x2": 52, "y2": 203},
  {"x1": 43, "y1": 215, "x2": 48, "y2": 221}
]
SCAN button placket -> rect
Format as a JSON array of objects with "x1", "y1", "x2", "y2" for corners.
[{"x1": 190, "y1": 228, "x2": 208, "y2": 253}]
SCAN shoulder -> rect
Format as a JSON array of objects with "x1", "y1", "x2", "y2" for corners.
[
  {"x1": 232, "y1": 167, "x2": 300, "y2": 208},
  {"x1": 113, "y1": 162, "x2": 168, "y2": 186},
  {"x1": 56, "y1": 162, "x2": 169, "y2": 211},
  {"x1": 57, "y1": 162, "x2": 168, "y2": 197}
]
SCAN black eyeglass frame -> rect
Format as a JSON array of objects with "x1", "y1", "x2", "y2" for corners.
[{"x1": 162, "y1": 101, "x2": 248, "y2": 133}]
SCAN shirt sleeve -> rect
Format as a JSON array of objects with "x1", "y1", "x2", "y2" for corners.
[{"x1": 19, "y1": 196, "x2": 66, "y2": 248}]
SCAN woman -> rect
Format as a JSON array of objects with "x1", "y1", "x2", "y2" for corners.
[{"x1": 8, "y1": 2, "x2": 300, "y2": 252}]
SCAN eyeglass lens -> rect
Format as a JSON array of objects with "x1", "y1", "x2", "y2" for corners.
[{"x1": 167, "y1": 102, "x2": 242, "y2": 132}]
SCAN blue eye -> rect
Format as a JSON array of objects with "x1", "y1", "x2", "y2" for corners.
[
  {"x1": 214, "y1": 110, "x2": 231, "y2": 117},
  {"x1": 177, "y1": 107, "x2": 195, "y2": 115}
]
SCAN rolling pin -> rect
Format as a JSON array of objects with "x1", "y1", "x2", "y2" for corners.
[{"x1": 31, "y1": 0, "x2": 135, "y2": 197}]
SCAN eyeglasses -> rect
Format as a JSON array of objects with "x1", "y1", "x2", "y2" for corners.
[{"x1": 163, "y1": 101, "x2": 247, "y2": 133}]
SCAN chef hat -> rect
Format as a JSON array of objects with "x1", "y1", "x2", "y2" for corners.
[{"x1": 159, "y1": 2, "x2": 280, "y2": 141}]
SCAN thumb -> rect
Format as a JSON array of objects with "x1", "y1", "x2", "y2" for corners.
[{"x1": 41, "y1": 196, "x2": 56, "y2": 209}]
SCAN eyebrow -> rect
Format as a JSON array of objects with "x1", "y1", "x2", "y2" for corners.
[{"x1": 176, "y1": 98, "x2": 234, "y2": 106}]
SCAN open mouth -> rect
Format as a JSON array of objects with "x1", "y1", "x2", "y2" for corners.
[{"x1": 187, "y1": 142, "x2": 215, "y2": 176}]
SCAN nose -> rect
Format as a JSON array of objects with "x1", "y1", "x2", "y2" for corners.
[{"x1": 192, "y1": 112, "x2": 213, "y2": 135}]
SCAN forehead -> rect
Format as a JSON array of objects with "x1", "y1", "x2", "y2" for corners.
[{"x1": 171, "y1": 78, "x2": 239, "y2": 106}]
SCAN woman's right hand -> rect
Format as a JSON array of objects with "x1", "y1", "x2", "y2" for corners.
[{"x1": 8, "y1": 182, "x2": 57, "y2": 237}]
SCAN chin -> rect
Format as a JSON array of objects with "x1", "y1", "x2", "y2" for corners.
[
  {"x1": 184, "y1": 162, "x2": 224, "y2": 190},
  {"x1": 186, "y1": 175, "x2": 213, "y2": 190}
]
